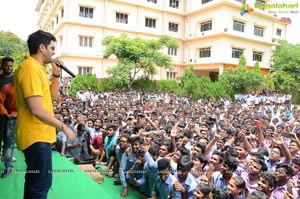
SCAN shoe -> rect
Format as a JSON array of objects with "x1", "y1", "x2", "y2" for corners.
[
  {"x1": 1, "y1": 167, "x2": 12, "y2": 178},
  {"x1": 12, "y1": 157, "x2": 16, "y2": 162},
  {"x1": 114, "y1": 179, "x2": 121, "y2": 185}
]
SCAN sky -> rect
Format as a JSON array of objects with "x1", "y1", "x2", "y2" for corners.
[
  {"x1": 0, "y1": 0, "x2": 39, "y2": 40},
  {"x1": 0, "y1": 0, "x2": 299, "y2": 43}
]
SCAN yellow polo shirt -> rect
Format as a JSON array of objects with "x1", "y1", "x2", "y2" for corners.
[{"x1": 14, "y1": 56, "x2": 56, "y2": 151}]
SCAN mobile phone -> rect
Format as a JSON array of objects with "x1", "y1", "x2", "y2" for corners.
[
  {"x1": 224, "y1": 145, "x2": 234, "y2": 153},
  {"x1": 283, "y1": 132, "x2": 292, "y2": 138},
  {"x1": 254, "y1": 120, "x2": 262, "y2": 127}
]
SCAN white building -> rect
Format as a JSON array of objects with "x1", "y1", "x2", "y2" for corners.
[{"x1": 35, "y1": 0, "x2": 289, "y2": 81}]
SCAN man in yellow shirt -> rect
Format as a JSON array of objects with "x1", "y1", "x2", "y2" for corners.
[{"x1": 14, "y1": 30, "x2": 75, "y2": 199}]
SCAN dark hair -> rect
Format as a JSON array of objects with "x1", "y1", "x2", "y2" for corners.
[
  {"x1": 253, "y1": 158, "x2": 268, "y2": 172},
  {"x1": 222, "y1": 126, "x2": 233, "y2": 135},
  {"x1": 1, "y1": 57, "x2": 14, "y2": 67},
  {"x1": 106, "y1": 123, "x2": 117, "y2": 131},
  {"x1": 123, "y1": 129, "x2": 132, "y2": 136},
  {"x1": 131, "y1": 136, "x2": 144, "y2": 145},
  {"x1": 157, "y1": 158, "x2": 170, "y2": 171},
  {"x1": 292, "y1": 158, "x2": 300, "y2": 167},
  {"x1": 194, "y1": 142, "x2": 206, "y2": 154},
  {"x1": 177, "y1": 155, "x2": 194, "y2": 171},
  {"x1": 160, "y1": 139, "x2": 172, "y2": 152},
  {"x1": 137, "y1": 148, "x2": 145, "y2": 156},
  {"x1": 272, "y1": 145, "x2": 284, "y2": 157},
  {"x1": 247, "y1": 190, "x2": 268, "y2": 199},
  {"x1": 192, "y1": 153, "x2": 208, "y2": 169},
  {"x1": 255, "y1": 149, "x2": 268, "y2": 158},
  {"x1": 183, "y1": 129, "x2": 192, "y2": 139},
  {"x1": 260, "y1": 172, "x2": 278, "y2": 190},
  {"x1": 266, "y1": 125, "x2": 275, "y2": 132},
  {"x1": 148, "y1": 145, "x2": 159, "y2": 157},
  {"x1": 211, "y1": 187, "x2": 230, "y2": 199},
  {"x1": 77, "y1": 123, "x2": 85, "y2": 131},
  {"x1": 27, "y1": 30, "x2": 57, "y2": 55},
  {"x1": 276, "y1": 163, "x2": 293, "y2": 176},
  {"x1": 231, "y1": 176, "x2": 246, "y2": 195},
  {"x1": 133, "y1": 124, "x2": 143, "y2": 134},
  {"x1": 198, "y1": 183, "x2": 211, "y2": 196},
  {"x1": 119, "y1": 134, "x2": 130, "y2": 143},
  {"x1": 222, "y1": 156, "x2": 238, "y2": 171},
  {"x1": 177, "y1": 146, "x2": 190, "y2": 157},
  {"x1": 212, "y1": 150, "x2": 224, "y2": 162}
]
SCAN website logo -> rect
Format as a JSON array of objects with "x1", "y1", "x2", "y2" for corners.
[{"x1": 240, "y1": 0, "x2": 254, "y2": 16}]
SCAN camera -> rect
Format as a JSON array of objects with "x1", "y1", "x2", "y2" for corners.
[
  {"x1": 283, "y1": 132, "x2": 292, "y2": 138},
  {"x1": 138, "y1": 113, "x2": 145, "y2": 118}
]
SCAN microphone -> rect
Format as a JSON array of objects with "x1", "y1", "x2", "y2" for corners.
[{"x1": 57, "y1": 64, "x2": 76, "y2": 78}]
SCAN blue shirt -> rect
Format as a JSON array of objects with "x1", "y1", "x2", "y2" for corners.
[
  {"x1": 66, "y1": 133, "x2": 87, "y2": 157},
  {"x1": 212, "y1": 171, "x2": 237, "y2": 190},
  {"x1": 174, "y1": 173, "x2": 198, "y2": 199},
  {"x1": 265, "y1": 158, "x2": 283, "y2": 171},
  {"x1": 119, "y1": 150, "x2": 136, "y2": 187},
  {"x1": 152, "y1": 173, "x2": 182, "y2": 199},
  {"x1": 137, "y1": 152, "x2": 158, "y2": 196}
]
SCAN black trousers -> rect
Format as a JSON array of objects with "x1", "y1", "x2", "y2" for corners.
[{"x1": 0, "y1": 115, "x2": 8, "y2": 154}]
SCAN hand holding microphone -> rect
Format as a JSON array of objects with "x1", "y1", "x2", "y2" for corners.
[{"x1": 51, "y1": 57, "x2": 76, "y2": 78}]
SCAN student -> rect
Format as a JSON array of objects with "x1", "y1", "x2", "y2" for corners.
[
  {"x1": 193, "y1": 183, "x2": 211, "y2": 199},
  {"x1": 227, "y1": 176, "x2": 246, "y2": 199},
  {"x1": 151, "y1": 158, "x2": 181, "y2": 199},
  {"x1": 119, "y1": 136, "x2": 143, "y2": 198},
  {"x1": 256, "y1": 172, "x2": 278, "y2": 199},
  {"x1": 0, "y1": 57, "x2": 17, "y2": 178},
  {"x1": 173, "y1": 155, "x2": 198, "y2": 199}
]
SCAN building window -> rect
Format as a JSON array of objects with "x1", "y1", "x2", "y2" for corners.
[
  {"x1": 79, "y1": 36, "x2": 93, "y2": 47},
  {"x1": 61, "y1": 8, "x2": 64, "y2": 18},
  {"x1": 202, "y1": 0, "x2": 213, "y2": 4},
  {"x1": 116, "y1": 13, "x2": 128, "y2": 24},
  {"x1": 169, "y1": 0, "x2": 179, "y2": 8},
  {"x1": 253, "y1": 52, "x2": 262, "y2": 62},
  {"x1": 166, "y1": 71, "x2": 176, "y2": 79},
  {"x1": 145, "y1": 18, "x2": 156, "y2": 28},
  {"x1": 147, "y1": 0, "x2": 157, "y2": 3},
  {"x1": 78, "y1": 67, "x2": 92, "y2": 75},
  {"x1": 201, "y1": 21, "x2": 212, "y2": 32},
  {"x1": 254, "y1": 26, "x2": 264, "y2": 37},
  {"x1": 79, "y1": 6, "x2": 93, "y2": 18},
  {"x1": 233, "y1": 21, "x2": 244, "y2": 32},
  {"x1": 199, "y1": 48, "x2": 211, "y2": 58},
  {"x1": 169, "y1": 22, "x2": 178, "y2": 32},
  {"x1": 276, "y1": 28, "x2": 282, "y2": 36},
  {"x1": 232, "y1": 48, "x2": 243, "y2": 58},
  {"x1": 168, "y1": 48, "x2": 177, "y2": 56}
]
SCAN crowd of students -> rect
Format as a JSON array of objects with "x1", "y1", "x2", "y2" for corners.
[{"x1": 53, "y1": 90, "x2": 300, "y2": 199}]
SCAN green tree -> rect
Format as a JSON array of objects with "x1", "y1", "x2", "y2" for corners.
[
  {"x1": 247, "y1": 61, "x2": 264, "y2": 91},
  {"x1": 180, "y1": 66, "x2": 200, "y2": 98},
  {"x1": 271, "y1": 40, "x2": 300, "y2": 99},
  {"x1": 68, "y1": 73, "x2": 100, "y2": 97},
  {"x1": 263, "y1": 73, "x2": 275, "y2": 91},
  {"x1": 220, "y1": 54, "x2": 264, "y2": 94},
  {"x1": 102, "y1": 34, "x2": 179, "y2": 88},
  {"x1": 156, "y1": 79, "x2": 180, "y2": 93},
  {"x1": 0, "y1": 31, "x2": 28, "y2": 68}
]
